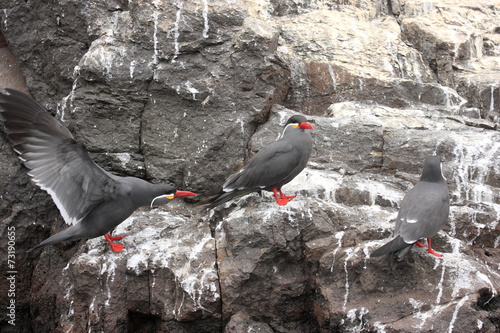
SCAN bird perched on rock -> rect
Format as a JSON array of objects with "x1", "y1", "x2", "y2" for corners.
[
  {"x1": 370, "y1": 155, "x2": 449, "y2": 268},
  {"x1": 200, "y1": 115, "x2": 313, "y2": 208},
  {"x1": 0, "y1": 89, "x2": 196, "y2": 253}
]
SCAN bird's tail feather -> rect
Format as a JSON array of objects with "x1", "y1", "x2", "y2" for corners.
[
  {"x1": 198, "y1": 188, "x2": 259, "y2": 209},
  {"x1": 27, "y1": 224, "x2": 83, "y2": 252},
  {"x1": 387, "y1": 245, "x2": 413, "y2": 270},
  {"x1": 370, "y1": 236, "x2": 411, "y2": 257},
  {"x1": 371, "y1": 236, "x2": 414, "y2": 269}
]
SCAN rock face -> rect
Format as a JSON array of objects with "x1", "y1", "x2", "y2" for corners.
[{"x1": 0, "y1": 1, "x2": 499, "y2": 332}]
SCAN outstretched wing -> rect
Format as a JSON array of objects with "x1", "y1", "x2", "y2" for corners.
[{"x1": 0, "y1": 89, "x2": 120, "y2": 225}]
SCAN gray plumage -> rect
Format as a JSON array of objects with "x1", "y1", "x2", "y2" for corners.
[
  {"x1": 370, "y1": 156, "x2": 449, "y2": 268},
  {"x1": 0, "y1": 89, "x2": 195, "y2": 252},
  {"x1": 203, "y1": 115, "x2": 313, "y2": 208}
]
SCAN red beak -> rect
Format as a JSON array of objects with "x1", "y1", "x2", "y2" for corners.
[
  {"x1": 299, "y1": 122, "x2": 314, "y2": 129},
  {"x1": 174, "y1": 190, "x2": 197, "y2": 198}
]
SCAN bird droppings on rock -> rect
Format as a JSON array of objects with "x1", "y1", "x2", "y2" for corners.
[{"x1": 0, "y1": 1, "x2": 499, "y2": 332}]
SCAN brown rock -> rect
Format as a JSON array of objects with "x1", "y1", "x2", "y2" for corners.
[{"x1": 0, "y1": 1, "x2": 499, "y2": 332}]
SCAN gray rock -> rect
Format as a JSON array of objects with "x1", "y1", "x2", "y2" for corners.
[
  {"x1": 224, "y1": 311, "x2": 274, "y2": 333},
  {"x1": 0, "y1": 1, "x2": 499, "y2": 333}
]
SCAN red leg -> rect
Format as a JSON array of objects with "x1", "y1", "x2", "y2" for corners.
[
  {"x1": 104, "y1": 234, "x2": 124, "y2": 252},
  {"x1": 426, "y1": 238, "x2": 442, "y2": 257},
  {"x1": 272, "y1": 188, "x2": 291, "y2": 206},
  {"x1": 107, "y1": 235, "x2": 125, "y2": 241},
  {"x1": 415, "y1": 241, "x2": 426, "y2": 248},
  {"x1": 278, "y1": 189, "x2": 296, "y2": 201}
]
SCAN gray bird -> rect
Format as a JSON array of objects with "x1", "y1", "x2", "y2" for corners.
[
  {"x1": 0, "y1": 89, "x2": 196, "y2": 253},
  {"x1": 201, "y1": 115, "x2": 313, "y2": 208},
  {"x1": 370, "y1": 155, "x2": 449, "y2": 268}
]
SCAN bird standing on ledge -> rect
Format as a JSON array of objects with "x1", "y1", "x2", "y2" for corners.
[
  {"x1": 370, "y1": 155, "x2": 449, "y2": 268},
  {"x1": 0, "y1": 89, "x2": 196, "y2": 253},
  {"x1": 201, "y1": 115, "x2": 313, "y2": 208}
]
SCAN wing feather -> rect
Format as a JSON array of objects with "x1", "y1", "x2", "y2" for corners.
[
  {"x1": 223, "y1": 141, "x2": 301, "y2": 191},
  {"x1": 396, "y1": 182, "x2": 449, "y2": 243},
  {"x1": 1, "y1": 89, "x2": 120, "y2": 225}
]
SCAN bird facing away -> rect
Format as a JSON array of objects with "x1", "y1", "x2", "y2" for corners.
[
  {"x1": 201, "y1": 115, "x2": 313, "y2": 208},
  {"x1": 0, "y1": 89, "x2": 196, "y2": 253},
  {"x1": 370, "y1": 155, "x2": 449, "y2": 268}
]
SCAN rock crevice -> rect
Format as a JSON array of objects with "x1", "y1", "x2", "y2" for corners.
[{"x1": 0, "y1": 1, "x2": 499, "y2": 332}]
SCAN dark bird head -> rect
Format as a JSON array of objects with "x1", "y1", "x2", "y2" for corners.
[
  {"x1": 285, "y1": 115, "x2": 314, "y2": 130},
  {"x1": 279, "y1": 115, "x2": 314, "y2": 139},
  {"x1": 420, "y1": 155, "x2": 445, "y2": 182},
  {"x1": 150, "y1": 187, "x2": 197, "y2": 207}
]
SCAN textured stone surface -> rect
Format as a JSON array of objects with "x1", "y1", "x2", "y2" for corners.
[{"x1": 0, "y1": 1, "x2": 499, "y2": 332}]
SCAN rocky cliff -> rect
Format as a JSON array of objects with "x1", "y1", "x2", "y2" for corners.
[{"x1": 0, "y1": 1, "x2": 499, "y2": 332}]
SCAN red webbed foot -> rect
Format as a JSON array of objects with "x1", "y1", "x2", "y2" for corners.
[
  {"x1": 276, "y1": 197, "x2": 291, "y2": 206},
  {"x1": 427, "y1": 248, "x2": 443, "y2": 257},
  {"x1": 104, "y1": 234, "x2": 125, "y2": 252},
  {"x1": 426, "y1": 238, "x2": 442, "y2": 257},
  {"x1": 278, "y1": 189, "x2": 296, "y2": 200},
  {"x1": 272, "y1": 189, "x2": 292, "y2": 206},
  {"x1": 107, "y1": 235, "x2": 126, "y2": 241},
  {"x1": 415, "y1": 241, "x2": 426, "y2": 248}
]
